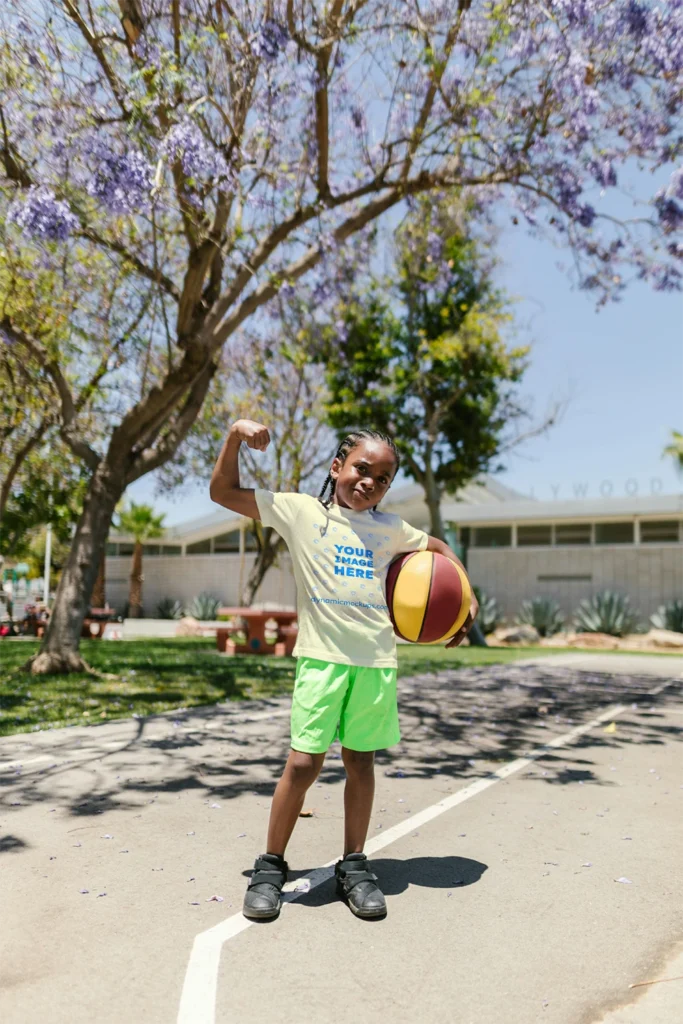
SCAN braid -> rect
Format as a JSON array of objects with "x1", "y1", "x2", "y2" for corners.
[{"x1": 317, "y1": 429, "x2": 400, "y2": 511}]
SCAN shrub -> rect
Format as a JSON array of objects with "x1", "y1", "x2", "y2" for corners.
[
  {"x1": 185, "y1": 592, "x2": 221, "y2": 620},
  {"x1": 574, "y1": 590, "x2": 638, "y2": 637},
  {"x1": 517, "y1": 597, "x2": 565, "y2": 637},
  {"x1": 650, "y1": 599, "x2": 683, "y2": 633},
  {"x1": 472, "y1": 587, "x2": 500, "y2": 634},
  {"x1": 157, "y1": 598, "x2": 184, "y2": 620}
]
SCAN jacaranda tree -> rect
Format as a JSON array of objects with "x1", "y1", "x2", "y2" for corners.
[{"x1": 0, "y1": 0, "x2": 682, "y2": 671}]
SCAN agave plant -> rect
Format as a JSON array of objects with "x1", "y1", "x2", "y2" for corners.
[
  {"x1": 157, "y1": 598, "x2": 184, "y2": 620},
  {"x1": 517, "y1": 597, "x2": 565, "y2": 637},
  {"x1": 650, "y1": 599, "x2": 683, "y2": 633},
  {"x1": 185, "y1": 592, "x2": 222, "y2": 621},
  {"x1": 472, "y1": 587, "x2": 500, "y2": 635},
  {"x1": 574, "y1": 590, "x2": 638, "y2": 637}
]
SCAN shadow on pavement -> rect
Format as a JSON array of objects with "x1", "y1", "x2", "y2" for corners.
[
  {"x1": 291, "y1": 855, "x2": 488, "y2": 912},
  {"x1": 1, "y1": 663, "x2": 682, "y2": 834}
]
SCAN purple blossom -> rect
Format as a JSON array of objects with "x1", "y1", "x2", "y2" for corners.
[
  {"x1": 666, "y1": 167, "x2": 683, "y2": 202},
  {"x1": 162, "y1": 120, "x2": 231, "y2": 184},
  {"x1": 8, "y1": 186, "x2": 78, "y2": 242},
  {"x1": 86, "y1": 143, "x2": 153, "y2": 214},
  {"x1": 623, "y1": 1, "x2": 650, "y2": 39},
  {"x1": 252, "y1": 20, "x2": 288, "y2": 62},
  {"x1": 655, "y1": 195, "x2": 683, "y2": 234},
  {"x1": 589, "y1": 158, "x2": 617, "y2": 189},
  {"x1": 576, "y1": 204, "x2": 596, "y2": 228}
]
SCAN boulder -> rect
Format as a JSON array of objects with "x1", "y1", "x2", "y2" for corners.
[
  {"x1": 569, "y1": 632, "x2": 619, "y2": 650},
  {"x1": 175, "y1": 616, "x2": 204, "y2": 637},
  {"x1": 645, "y1": 628, "x2": 683, "y2": 649},
  {"x1": 493, "y1": 624, "x2": 540, "y2": 644}
]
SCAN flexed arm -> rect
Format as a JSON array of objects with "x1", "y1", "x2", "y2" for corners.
[{"x1": 209, "y1": 419, "x2": 271, "y2": 519}]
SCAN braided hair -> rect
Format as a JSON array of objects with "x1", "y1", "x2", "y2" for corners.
[{"x1": 318, "y1": 429, "x2": 400, "y2": 512}]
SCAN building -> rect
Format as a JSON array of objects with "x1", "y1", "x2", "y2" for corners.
[
  {"x1": 106, "y1": 481, "x2": 683, "y2": 621},
  {"x1": 383, "y1": 484, "x2": 683, "y2": 620}
]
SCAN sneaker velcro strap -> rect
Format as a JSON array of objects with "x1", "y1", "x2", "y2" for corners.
[
  {"x1": 337, "y1": 869, "x2": 378, "y2": 889},
  {"x1": 248, "y1": 858, "x2": 287, "y2": 889}
]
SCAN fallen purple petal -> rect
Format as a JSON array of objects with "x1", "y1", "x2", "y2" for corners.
[
  {"x1": 206, "y1": 894, "x2": 224, "y2": 902},
  {"x1": 79, "y1": 889, "x2": 89, "y2": 894},
  {"x1": 615, "y1": 876, "x2": 633, "y2": 884}
]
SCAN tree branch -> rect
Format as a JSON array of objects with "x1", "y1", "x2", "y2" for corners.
[
  {"x1": 0, "y1": 417, "x2": 51, "y2": 523},
  {"x1": 81, "y1": 227, "x2": 181, "y2": 301},
  {"x1": 62, "y1": 0, "x2": 129, "y2": 116},
  {"x1": 0, "y1": 317, "x2": 101, "y2": 471},
  {"x1": 125, "y1": 358, "x2": 218, "y2": 483}
]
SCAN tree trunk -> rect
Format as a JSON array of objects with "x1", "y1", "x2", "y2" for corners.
[
  {"x1": 423, "y1": 459, "x2": 487, "y2": 647},
  {"x1": 128, "y1": 541, "x2": 144, "y2": 617},
  {"x1": 92, "y1": 550, "x2": 106, "y2": 608},
  {"x1": 24, "y1": 462, "x2": 125, "y2": 674},
  {"x1": 241, "y1": 528, "x2": 284, "y2": 606}
]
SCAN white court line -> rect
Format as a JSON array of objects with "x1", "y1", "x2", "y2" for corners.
[{"x1": 176, "y1": 673, "x2": 681, "y2": 1024}]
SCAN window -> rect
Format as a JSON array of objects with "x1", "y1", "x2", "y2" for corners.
[
  {"x1": 640, "y1": 520, "x2": 680, "y2": 543},
  {"x1": 161, "y1": 545, "x2": 181, "y2": 556},
  {"x1": 595, "y1": 522, "x2": 634, "y2": 545},
  {"x1": 106, "y1": 543, "x2": 118, "y2": 556},
  {"x1": 472, "y1": 526, "x2": 512, "y2": 548},
  {"x1": 118, "y1": 543, "x2": 134, "y2": 556},
  {"x1": 143, "y1": 544, "x2": 160, "y2": 556},
  {"x1": 555, "y1": 523, "x2": 592, "y2": 546},
  {"x1": 186, "y1": 539, "x2": 212, "y2": 554},
  {"x1": 213, "y1": 531, "x2": 240, "y2": 553},
  {"x1": 517, "y1": 525, "x2": 552, "y2": 546},
  {"x1": 459, "y1": 527, "x2": 471, "y2": 547}
]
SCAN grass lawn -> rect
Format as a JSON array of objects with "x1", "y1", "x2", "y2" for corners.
[{"x1": 0, "y1": 638, "x2": 540, "y2": 738}]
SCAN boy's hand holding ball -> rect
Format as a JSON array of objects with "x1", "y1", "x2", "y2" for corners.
[{"x1": 231, "y1": 419, "x2": 271, "y2": 452}]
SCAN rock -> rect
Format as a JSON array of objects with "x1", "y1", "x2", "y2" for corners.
[
  {"x1": 175, "y1": 616, "x2": 204, "y2": 637},
  {"x1": 493, "y1": 624, "x2": 540, "y2": 644},
  {"x1": 539, "y1": 632, "x2": 574, "y2": 647},
  {"x1": 645, "y1": 628, "x2": 683, "y2": 649},
  {"x1": 569, "y1": 632, "x2": 620, "y2": 650}
]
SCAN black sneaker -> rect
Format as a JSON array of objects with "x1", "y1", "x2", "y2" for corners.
[
  {"x1": 335, "y1": 852, "x2": 387, "y2": 918},
  {"x1": 243, "y1": 853, "x2": 288, "y2": 920}
]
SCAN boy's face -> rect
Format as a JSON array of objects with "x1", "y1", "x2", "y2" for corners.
[{"x1": 330, "y1": 439, "x2": 398, "y2": 512}]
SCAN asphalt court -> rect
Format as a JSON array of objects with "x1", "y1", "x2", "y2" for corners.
[{"x1": 1, "y1": 653, "x2": 682, "y2": 1024}]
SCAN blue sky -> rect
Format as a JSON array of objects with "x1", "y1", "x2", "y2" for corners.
[{"x1": 130, "y1": 178, "x2": 683, "y2": 525}]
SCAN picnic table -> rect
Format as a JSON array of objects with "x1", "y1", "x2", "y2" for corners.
[{"x1": 216, "y1": 607, "x2": 298, "y2": 656}]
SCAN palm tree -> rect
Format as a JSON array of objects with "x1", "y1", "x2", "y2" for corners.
[
  {"x1": 664, "y1": 431, "x2": 683, "y2": 473},
  {"x1": 116, "y1": 502, "x2": 165, "y2": 618}
]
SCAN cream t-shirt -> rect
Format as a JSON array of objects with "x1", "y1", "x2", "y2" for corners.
[{"x1": 254, "y1": 490, "x2": 429, "y2": 668}]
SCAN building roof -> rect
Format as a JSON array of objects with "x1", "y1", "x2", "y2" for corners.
[
  {"x1": 110, "y1": 506, "x2": 249, "y2": 545},
  {"x1": 110, "y1": 479, "x2": 683, "y2": 545},
  {"x1": 443, "y1": 492, "x2": 683, "y2": 525}
]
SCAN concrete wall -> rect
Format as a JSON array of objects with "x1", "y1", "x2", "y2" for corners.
[
  {"x1": 468, "y1": 544, "x2": 683, "y2": 622},
  {"x1": 105, "y1": 552, "x2": 297, "y2": 615}
]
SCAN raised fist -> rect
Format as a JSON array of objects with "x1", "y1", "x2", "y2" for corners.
[{"x1": 230, "y1": 419, "x2": 271, "y2": 452}]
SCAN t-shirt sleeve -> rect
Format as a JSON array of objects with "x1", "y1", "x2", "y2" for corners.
[
  {"x1": 254, "y1": 489, "x2": 300, "y2": 541},
  {"x1": 391, "y1": 516, "x2": 429, "y2": 556}
]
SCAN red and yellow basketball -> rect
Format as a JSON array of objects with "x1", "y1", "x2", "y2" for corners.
[{"x1": 386, "y1": 550, "x2": 472, "y2": 645}]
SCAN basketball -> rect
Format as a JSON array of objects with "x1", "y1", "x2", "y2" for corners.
[{"x1": 386, "y1": 550, "x2": 472, "y2": 644}]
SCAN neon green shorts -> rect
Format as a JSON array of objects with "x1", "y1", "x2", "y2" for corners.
[{"x1": 290, "y1": 657, "x2": 401, "y2": 754}]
